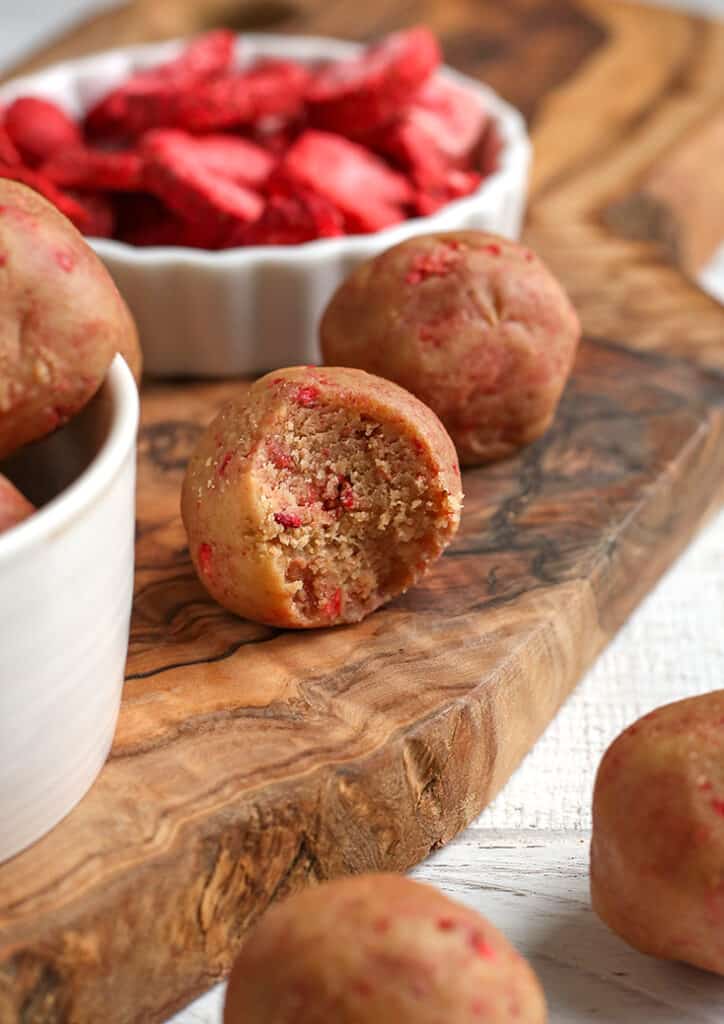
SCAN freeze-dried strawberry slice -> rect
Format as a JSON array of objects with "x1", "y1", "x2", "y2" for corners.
[
  {"x1": 42, "y1": 146, "x2": 144, "y2": 191},
  {"x1": 142, "y1": 132, "x2": 263, "y2": 241},
  {"x1": 167, "y1": 29, "x2": 237, "y2": 80},
  {"x1": 0, "y1": 163, "x2": 96, "y2": 233},
  {"x1": 4, "y1": 97, "x2": 81, "y2": 165},
  {"x1": 85, "y1": 29, "x2": 236, "y2": 139},
  {"x1": 413, "y1": 169, "x2": 481, "y2": 216},
  {"x1": 119, "y1": 210, "x2": 223, "y2": 249},
  {"x1": 0, "y1": 125, "x2": 20, "y2": 165},
  {"x1": 373, "y1": 77, "x2": 488, "y2": 187},
  {"x1": 68, "y1": 190, "x2": 116, "y2": 237},
  {"x1": 142, "y1": 130, "x2": 274, "y2": 188},
  {"x1": 241, "y1": 186, "x2": 344, "y2": 246},
  {"x1": 174, "y1": 60, "x2": 311, "y2": 132},
  {"x1": 278, "y1": 131, "x2": 412, "y2": 232},
  {"x1": 402, "y1": 78, "x2": 487, "y2": 166},
  {"x1": 307, "y1": 26, "x2": 440, "y2": 137}
]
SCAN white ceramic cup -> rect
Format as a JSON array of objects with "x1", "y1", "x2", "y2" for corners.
[
  {"x1": 0, "y1": 356, "x2": 139, "y2": 863},
  {"x1": 0, "y1": 34, "x2": 532, "y2": 378}
]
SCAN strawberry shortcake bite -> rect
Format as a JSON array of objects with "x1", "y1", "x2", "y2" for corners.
[
  {"x1": 223, "y1": 874, "x2": 547, "y2": 1023},
  {"x1": 181, "y1": 366, "x2": 462, "y2": 628},
  {"x1": 321, "y1": 231, "x2": 580, "y2": 466}
]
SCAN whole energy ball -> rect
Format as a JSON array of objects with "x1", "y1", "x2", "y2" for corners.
[
  {"x1": 0, "y1": 180, "x2": 141, "y2": 460},
  {"x1": 181, "y1": 366, "x2": 462, "y2": 628},
  {"x1": 591, "y1": 691, "x2": 724, "y2": 974},
  {"x1": 320, "y1": 231, "x2": 580, "y2": 465},
  {"x1": 224, "y1": 874, "x2": 547, "y2": 1024}
]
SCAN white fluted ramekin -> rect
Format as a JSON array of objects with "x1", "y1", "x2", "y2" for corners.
[
  {"x1": 0, "y1": 356, "x2": 138, "y2": 863},
  {"x1": 0, "y1": 35, "x2": 531, "y2": 378}
]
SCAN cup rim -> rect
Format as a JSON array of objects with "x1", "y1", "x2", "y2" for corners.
[{"x1": 0, "y1": 355, "x2": 139, "y2": 564}]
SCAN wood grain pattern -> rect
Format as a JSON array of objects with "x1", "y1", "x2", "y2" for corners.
[{"x1": 2, "y1": 1, "x2": 724, "y2": 1022}]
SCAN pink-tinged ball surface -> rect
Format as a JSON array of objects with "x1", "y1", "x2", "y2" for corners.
[
  {"x1": 0, "y1": 180, "x2": 140, "y2": 460},
  {"x1": 591, "y1": 690, "x2": 724, "y2": 974},
  {"x1": 224, "y1": 874, "x2": 547, "y2": 1024},
  {"x1": 320, "y1": 231, "x2": 580, "y2": 466}
]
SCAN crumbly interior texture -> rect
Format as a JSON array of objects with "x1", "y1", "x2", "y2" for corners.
[
  {"x1": 256, "y1": 403, "x2": 450, "y2": 623},
  {"x1": 181, "y1": 366, "x2": 462, "y2": 629},
  {"x1": 591, "y1": 690, "x2": 724, "y2": 975},
  {"x1": 223, "y1": 874, "x2": 547, "y2": 1024}
]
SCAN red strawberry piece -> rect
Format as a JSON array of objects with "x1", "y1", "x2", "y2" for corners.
[
  {"x1": 41, "y1": 145, "x2": 144, "y2": 191},
  {"x1": 113, "y1": 190, "x2": 225, "y2": 249},
  {"x1": 278, "y1": 130, "x2": 412, "y2": 232},
  {"x1": 174, "y1": 60, "x2": 311, "y2": 133},
  {"x1": 370, "y1": 78, "x2": 488, "y2": 203},
  {"x1": 4, "y1": 97, "x2": 81, "y2": 165},
  {"x1": 68, "y1": 190, "x2": 115, "y2": 237},
  {"x1": 307, "y1": 26, "x2": 440, "y2": 137},
  {"x1": 84, "y1": 29, "x2": 236, "y2": 139},
  {"x1": 413, "y1": 168, "x2": 481, "y2": 216},
  {"x1": 167, "y1": 29, "x2": 236, "y2": 80},
  {"x1": 142, "y1": 131, "x2": 263, "y2": 241},
  {"x1": 240, "y1": 185, "x2": 344, "y2": 246},
  {"x1": 142, "y1": 130, "x2": 274, "y2": 188},
  {"x1": 119, "y1": 211, "x2": 222, "y2": 249},
  {"x1": 0, "y1": 163, "x2": 96, "y2": 233},
  {"x1": 0, "y1": 125, "x2": 20, "y2": 166},
  {"x1": 415, "y1": 78, "x2": 487, "y2": 165}
]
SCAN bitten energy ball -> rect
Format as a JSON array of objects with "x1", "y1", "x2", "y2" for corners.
[
  {"x1": 321, "y1": 231, "x2": 580, "y2": 465},
  {"x1": 181, "y1": 366, "x2": 462, "y2": 628},
  {"x1": 0, "y1": 474, "x2": 34, "y2": 533},
  {"x1": 591, "y1": 691, "x2": 724, "y2": 974},
  {"x1": 0, "y1": 180, "x2": 140, "y2": 460},
  {"x1": 224, "y1": 874, "x2": 547, "y2": 1024}
]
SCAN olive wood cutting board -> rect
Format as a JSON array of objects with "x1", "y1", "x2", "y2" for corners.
[{"x1": 2, "y1": 1, "x2": 724, "y2": 1021}]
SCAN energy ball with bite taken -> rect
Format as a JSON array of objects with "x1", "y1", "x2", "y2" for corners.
[
  {"x1": 0, "y1": 474, "x2": 34, "y2": 533},
  {"x1": 591, "y1": 691, "x2": 724, "y2": 974},
  {"x1": 224, "y1": 874, "x2": 547, "y2": 1024},
  {"x1": 0, "y1": 180, "x2": 141, "y2": 460},
  {"x1": 321, "y1": 231, "x2": 580, "y2": 466},
  {"x1": 181, "y1": 366, "x2": 462, "y2": 628}
]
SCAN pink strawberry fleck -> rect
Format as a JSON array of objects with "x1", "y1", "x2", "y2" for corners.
[
  {"x1": 274, "y1": 511, "x2": 302, "y2": 528},
  {"x1": 293, "y1": 384, "x2": 320, "y2": 407},
  {"x1": 55, "y1": 250, "x2": 74, "y2": 272},
  {"x1": 198, "y1": 542, "x2": 213, "y2": 575},
  {"x1": 470, "y1": 931, "x2": 496, "y2": 959},
  {"x1": 338, "y1": 476, "x2": 355, "y2": 510},
  {"x1": 322, "y1": 587, "x2": 342, "y2": 618},
  {"x1": 405, "y1": 245, "x2": 461, "y2": 284}
]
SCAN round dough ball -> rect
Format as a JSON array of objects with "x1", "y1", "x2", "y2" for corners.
[
  {"x1": 181, "y1": 366, "x2": 462, "y2": 628},
  {"x1": 320, "y1": 231, "x2": 580, "y2": 466},
  {"x1": 0, "y1": 473, "x2": 34, "y2": 533},
  {"x1": 591, "y1": 690, "x2": 724, "y2": 974},
  {"x1": 224, "y1": 874, "x2": 547, "y2": 1024},
  {"x1": 0, "y1": 180, "x2": 141, "y2": 460}
]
